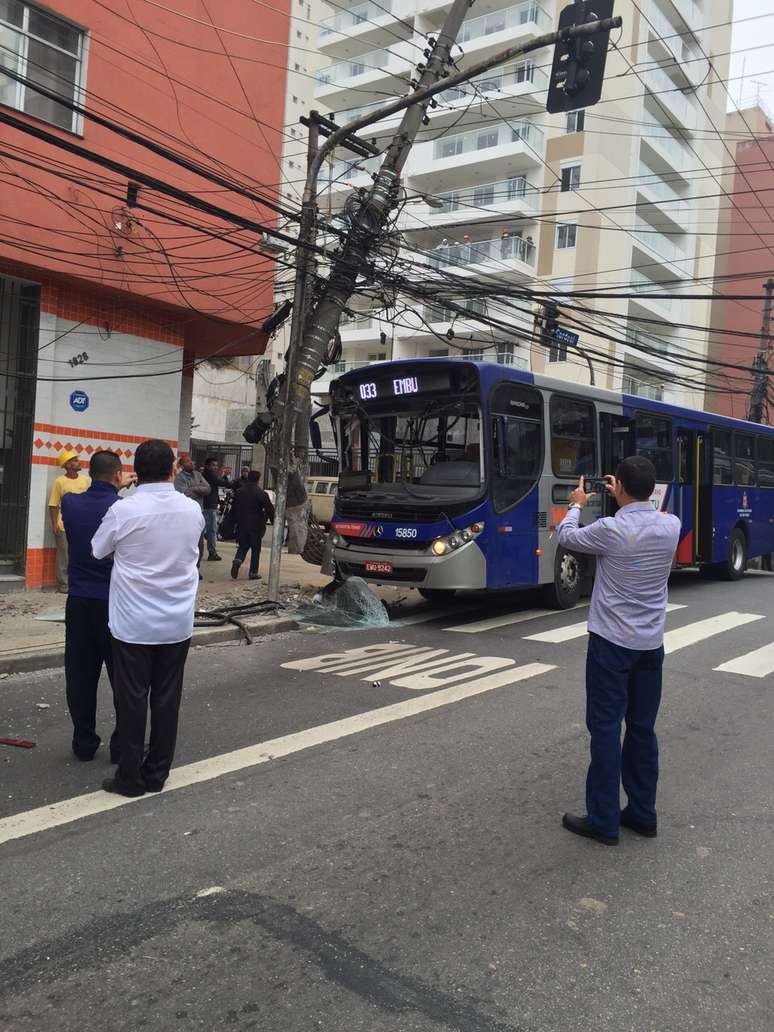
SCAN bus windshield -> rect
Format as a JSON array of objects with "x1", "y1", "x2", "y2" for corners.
[{"x1": 339, "y1": 396, "x2": 484, "y2": 503}]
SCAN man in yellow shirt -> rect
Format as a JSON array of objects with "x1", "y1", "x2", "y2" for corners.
[{"x1": 48, "y1": 451, "x2": 89, "y2": 593}]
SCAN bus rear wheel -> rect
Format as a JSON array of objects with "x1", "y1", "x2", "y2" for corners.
[
  {"x1": 418, "y1": 588, "x2": 456, "y2": 604},
  {"x1": 544, "y1": 548, "x2": 582, "y2": 610},
  {"x1": 721, "y1": 528, "x2": 747, "y2": 581}
]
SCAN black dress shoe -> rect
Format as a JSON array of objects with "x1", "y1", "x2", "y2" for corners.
[
  {"x1": 102, "y1": 777, "x2": 145, "y2": 798},
  {"x1": 620, "y1": 810, "x2": 658, "y2": 838},
  {"x1": 562, "y1": 813, "x2": 618, "y2": 846},
  {"x1": 142, "y1": 779, "x2": 165, "y2": 793},
  {"x1": 208, "y1": 553, "x2": 222, "y2": 561},
  {"x1": 230, "y1": 561, "x2": 240, "y2": 580},
  {"x1": 73, "y1": 750, "x2": 97, "y2": 762}
]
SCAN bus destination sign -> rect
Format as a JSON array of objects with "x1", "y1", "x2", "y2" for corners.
[{"x1": 354, "y1": 368, "x2": 451, "y2": 403}]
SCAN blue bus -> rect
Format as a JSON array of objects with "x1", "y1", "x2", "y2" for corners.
[{"x1": 328, "y1": 359, "x2": 774, "y2": 607}]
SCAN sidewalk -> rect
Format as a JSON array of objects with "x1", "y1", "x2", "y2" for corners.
[
  {"x1": 0, "y1": 536, "x2": 420, "y2": 675},
  {"x1": 0, "y1": 540, "x2": 327, "y2": 673}
]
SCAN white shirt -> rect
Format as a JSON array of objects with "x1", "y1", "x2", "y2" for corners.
[{"x1": 91, "y1": 482, "x2": 204, "y2": 645}]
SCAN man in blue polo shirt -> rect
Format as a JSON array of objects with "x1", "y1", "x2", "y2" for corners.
[{"x1": 61, "y1": 450, "x2": 135, "y2": 761}]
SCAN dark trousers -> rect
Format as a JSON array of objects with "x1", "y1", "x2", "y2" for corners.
[
  {"x1": 112, "y1": 638, "x2": 191, "y2": 789},
  {"x1": 234, "y1": 528, "x2": 264, "y2": 575},
  {"x1": 585, "y1": 632, "x2": 664, "y2": 837},
  {"x1": 64, "y1": 595, "x2": 118, "y2": 759}
]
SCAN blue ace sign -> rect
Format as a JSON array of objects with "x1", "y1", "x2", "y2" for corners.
[{"x1": 69, "y1": 389, "x2": 89, "y2": 413}]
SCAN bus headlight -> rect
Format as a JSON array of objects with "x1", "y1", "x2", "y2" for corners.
[{"x1": 429, "y1": 523, "x2": 484, "y2": 557}]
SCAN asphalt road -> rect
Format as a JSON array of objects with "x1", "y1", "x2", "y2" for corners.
[{"x1": 1, "y1": 571, "x2": 773, "y2": 1032}]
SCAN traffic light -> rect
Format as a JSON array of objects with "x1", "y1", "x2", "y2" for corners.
[
  {"x1": 546, "y1": 0, "x2": 615, "y2": 114},
  {"x1": 542, "y1": 300, "x2": 560, "y2": 346}
]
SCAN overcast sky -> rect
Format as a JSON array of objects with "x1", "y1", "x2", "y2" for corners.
[{"x1": 729, "y1": 0, "x2": 774, "y2": 115}]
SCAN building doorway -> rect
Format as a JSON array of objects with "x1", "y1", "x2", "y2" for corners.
[{"x1": 0, "y1": 277, "x2": 39, "y2": 571}]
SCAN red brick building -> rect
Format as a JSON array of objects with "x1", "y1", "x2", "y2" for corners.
[
  {"x1": 707, "y1": 107, "x2": 774, "y2": 423},
  {"x1": 0, "y1": 0, "x2": 290, "y2": 587}
]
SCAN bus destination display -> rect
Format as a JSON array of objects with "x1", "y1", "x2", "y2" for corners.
[{"x1": 355, "y1": 369, "x2": 451, "y2": 402}]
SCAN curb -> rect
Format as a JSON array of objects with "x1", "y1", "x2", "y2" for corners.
[{"x1": 0, "y1": 616, "x2": 299, "y2": 677}]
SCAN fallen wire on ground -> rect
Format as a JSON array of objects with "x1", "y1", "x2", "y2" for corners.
[{"x1": 194, "y1": 599, "x2": 284, "y2": 645}]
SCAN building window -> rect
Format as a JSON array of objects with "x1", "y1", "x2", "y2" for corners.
[
  {"x1": 560, "y1": 164, "x2": 581, "y2": 192},
  {"x1": 0, "y1": 1, "x2": 85, "y2": 133},
  {"x1": 556, "y1": 223, "x2": 577, "y2": 249},
  {"x1": 565, "y1": 110, "x2": 585, "y2": 133}
]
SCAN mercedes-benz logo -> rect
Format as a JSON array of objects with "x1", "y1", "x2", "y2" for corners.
[{"x1": 375, "y1": 525, "x2": 384, "y2": 537}]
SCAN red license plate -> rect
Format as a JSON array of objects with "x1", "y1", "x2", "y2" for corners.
[{"x1": 365, "y1": 560, "x2": 393, "y2": 575}]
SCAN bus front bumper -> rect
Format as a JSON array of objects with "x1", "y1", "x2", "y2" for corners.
[{"x1": 333, "y1": 540, "x2": 487, "y2": 590}]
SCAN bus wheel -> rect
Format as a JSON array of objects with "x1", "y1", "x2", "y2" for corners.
[
  {"x1": 544, "y1": 548, "x2": 582, "y2": 609},
  {"x1": 721, "y1": 528, "x2": 747, "y2": 581},
  {"x1": 419, "y1": 588, "x2": 456, "y2": 604}
]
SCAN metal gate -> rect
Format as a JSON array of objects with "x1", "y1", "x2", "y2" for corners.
[
  {"x1": 0, "y1": 277, "x2": 39, "y2": 569},
  {"x1": 190, "y1": 439, "x2": 253, "y2": 476}
]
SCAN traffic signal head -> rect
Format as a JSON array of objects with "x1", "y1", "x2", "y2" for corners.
[{"x1": 546, "y1": 0, "x2": 616, "y2": 114}]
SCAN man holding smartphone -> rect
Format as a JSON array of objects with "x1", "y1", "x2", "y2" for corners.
[{"x1": 556, "y1": 456, "x2": 681, "y2": 846}]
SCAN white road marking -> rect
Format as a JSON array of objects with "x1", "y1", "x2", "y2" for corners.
[
  {"x1": 664, "y1": 611, "x2": 765, "y2": 654},
  {"x1": 714, "y1": 642, "x2": 774, "y2": 678},
  {"x1": 524, "y1": 603, "x2": 687, "y2": 644},
  {"x1": 0, "y1": 661, "x2": 554, "y2": 848},
  {"x1": 446, "y1": 603, "x2": 589, "y2": 635}
]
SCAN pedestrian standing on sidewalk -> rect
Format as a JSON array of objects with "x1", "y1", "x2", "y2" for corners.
[
  {"x1": 60, "y1": 450, "x2": 136, "y2": 762},
  {"x1": 93, "y1": 439, "x2": 204, "y2": 798},
  {"x1": 230, "y1": 470, "x2": 275, "y2": 580},
  {"x1": 201, "y1": 456, "x2": 232, "y2": 562},
  {"x1": 175, "y1": 454, "x2": 209, "y2": 579},
  {"x1": 48, "y1": 451, "x2": 89, "y2": 593},
  {"x1": 556, "y1": 457, "x2": 681, "y2": 846}
]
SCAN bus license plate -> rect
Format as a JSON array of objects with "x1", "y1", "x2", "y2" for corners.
[{"x1": 365, "y1": 560, "x2": 393, "y2": 575}]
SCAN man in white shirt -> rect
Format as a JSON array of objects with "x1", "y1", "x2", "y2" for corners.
[{"x1": 92, "y1": 439, "x2": 204, "y2": 798}]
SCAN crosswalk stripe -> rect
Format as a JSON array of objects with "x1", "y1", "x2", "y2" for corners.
[
  {"x1": 663, "y1": 611, "x2": 765, "y2": 654},
  {"x1": 392, "y1": 605, "x2": 475, "y2": 627},
  {"x1": 446, "y1": 603, "x2": 589, "y2": 634},
  {"x1": 714, "y1": 643, "x2": 774, "y2": 678},
  {"x1": 524, "y1": 603, "x2": 687, "y2": 644}
]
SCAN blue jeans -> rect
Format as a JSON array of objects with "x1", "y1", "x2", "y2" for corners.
[
  {"x1": 585, "y1": 633, "x2": 664, "y2": 837},
  {"x1": 203, "y1": 508, "x2": 218, "y2": 556}
]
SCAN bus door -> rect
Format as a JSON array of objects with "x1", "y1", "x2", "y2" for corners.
[
  {"x1": 599, "y1": 413, "x2": 632, "y2": 516},
  {"x1": 676, "y1": 429, "x2": 711, "y2": 564}
]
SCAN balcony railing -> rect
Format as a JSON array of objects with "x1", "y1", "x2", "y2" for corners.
[
  {"x1": 633, "y1": 217, "x2": 688, "y2": 262},
  {"x1": 458, "y1": 1, "x2": 551, "y2": 44},
  {"x1": 432, "y1": 120, "x2": 542, "y2": 160},
  {"x1": 434, "y1": 175, "x2": 538, "y2": 214},
  {"x1": 645, "y1": 127, "x2": 691, "y2": 171},
  {"x1": 630, "y1": 272, "x2": 673, "y2": 312},
  {"x1": 341, "y1": 315, "x2": 374, "y2": 331},
  {"x1": 642, "y1": 63, "x2": 692, "y2": 125},
  {"x1": 428, "y1": 234, "x2": 536, "y2": 270},
  {"x1": 317, "y1": 47, "x2": 394, "y2": 85},
  {"x1": 327, "y1": 154, "x2": 382, "y2": 184},
  {"x1": 436, "y1": 59, "x2": 548, "y2": 106},
  {"x1": 423, "y1": 300, "x2": 486, "y2": 323},
  {"x1": 320, "y1": 0, "x2": 393, "y2": 37}
]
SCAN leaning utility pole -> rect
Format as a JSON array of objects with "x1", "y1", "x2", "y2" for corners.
[
  {"x1": 266, "y1": 3, "x2": 623, "y2": 601},
  {"x1": 747, "y1": 277, "x2": 774, "y2": 424}
]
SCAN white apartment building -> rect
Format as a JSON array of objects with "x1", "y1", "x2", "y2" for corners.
[{"x1": 310, "y1": 0, "x2": 732, "y2": 408}]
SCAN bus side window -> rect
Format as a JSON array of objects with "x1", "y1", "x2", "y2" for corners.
[
  {"x1": 758, "y1": 437, "x2": 774, "y2": 487},
  {"x1": 634, "y1": 413, "x2": 673, "y2": 480},
  {"x1": 550, "y1": 397, "x2": 596, "y2": 477},
  {"x1": 734, "y1": 433, "x2": 755, "y2": 486},
  {"x1": 713, "y1": 430, "x2": 733, "y2": 486}
]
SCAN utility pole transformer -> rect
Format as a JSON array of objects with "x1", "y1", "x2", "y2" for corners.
[
  {"x1": 266, "y1": 4, "x2": 623, "y2": 601},
  {"x1": 747, "y1": 277, "x2": 774, "y2": 424}
]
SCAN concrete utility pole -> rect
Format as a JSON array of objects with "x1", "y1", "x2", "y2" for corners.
[
  {"x1": 747, "y1": 277, "x2": 774, "y2": 423},
  {"x1": 266, "y1": 5, "x2": 623, "y2": 600}
]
